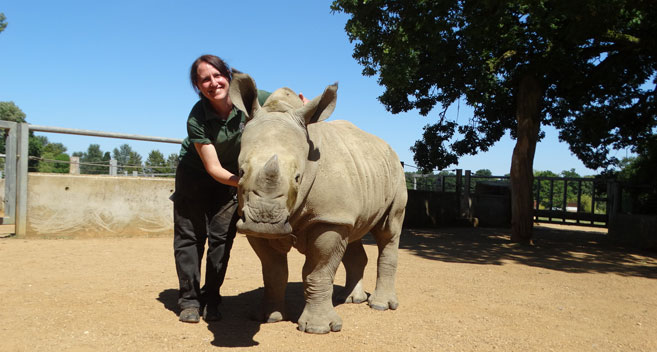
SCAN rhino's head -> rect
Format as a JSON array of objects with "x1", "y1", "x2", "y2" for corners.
[{"x1": 230, "y1": 73, "x2": 337, "y2": 239}]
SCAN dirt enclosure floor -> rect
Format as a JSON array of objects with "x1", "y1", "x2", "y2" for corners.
[{"x1": 1, "y1": 224, "x2": 656, "y2": 352}]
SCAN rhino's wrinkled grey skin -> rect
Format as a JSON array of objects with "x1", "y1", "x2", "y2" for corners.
[{"x1": 230, "y1": 73, "x2": 407, "y2": 334}]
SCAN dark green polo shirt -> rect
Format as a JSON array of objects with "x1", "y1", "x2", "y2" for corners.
[{"x1": 179, "y1": 89, "x2": 270, "y2": 174}]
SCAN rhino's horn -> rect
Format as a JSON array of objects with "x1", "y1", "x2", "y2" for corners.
[{"x1": 258, "y1": 154, "x2": 280, "y2": 188}]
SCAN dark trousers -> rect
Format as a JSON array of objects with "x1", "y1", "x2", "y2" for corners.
[{"x1": 173, "y1": 165, "x2": 239, "y2": 310}]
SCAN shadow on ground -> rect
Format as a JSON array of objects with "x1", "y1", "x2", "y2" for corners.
[
  {"x1": 159, "y1": 282, "x2": 344, "y2": 347},
  {"x1": 364, "y1": 226, "x2": 657, "y2": 279},
  {"x1": 158, "y1": 288, "x2": 269, "y2": 347}
]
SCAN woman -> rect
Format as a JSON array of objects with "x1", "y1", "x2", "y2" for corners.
[
  {"x1": 172, "y1": 55, "x2": 270, "y2": 323},
  {"x1": 173, "y1": 54, "x2": 307, "y2": 323}
]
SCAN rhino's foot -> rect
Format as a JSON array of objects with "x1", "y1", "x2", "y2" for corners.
[
  {"x1": 368, "y1": 291, "x2": 399, "y2": 311},
  {"x1": 297, "y1": 305, "x2": 342, "y2": 334},
  {"x1": 253, "y1": 303, "x2": 285, "y2": 323},
  {"x1": 335, "y1": 284, "x2": 368, "y2": 304},
  {"x1": 264, "y1": 311, "x2": 284, "y2": 323}
]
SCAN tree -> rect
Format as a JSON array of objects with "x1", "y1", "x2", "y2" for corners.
[
  {"x1": 0, "y1": 101, "x2": 26, "y2": 122},
  {"x1": 0, "y1": 101, "x2": 43, "y2": 171},
  {"x1": 332, "y1": 0, "x2": 657, "y2": 242},
  {"x1": 112, "y1": 144, "x2": 142, "y2": 174},
  {"x1": 0, "y1": 13, "x2": 7, "y2": 34},
  {"x1": 613, "y1": 135, "x2": 657, "y2": 213},
  {"x1": 73, "y1": 144, "x2": 109, "y2": 174},
  {"x1": 145, "y1": 150, "x2": 166, "y2": 175},
  {"x1": 37, "y1": 137, "x2": 70, "y2": 174},
  {"x1": 166, "y1": 153, "x2": 179, "y2": 175}
]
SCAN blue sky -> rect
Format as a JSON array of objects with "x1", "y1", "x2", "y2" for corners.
[{"x1": 0, "y1": 0, "x2": 617, "y2": 176}]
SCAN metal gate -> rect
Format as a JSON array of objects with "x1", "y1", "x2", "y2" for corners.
[
  {"x1": 405, "y1": 170, "x2": 611, "y2": 228},
  {"x1": 532, "y1": 176, "x2": 609, "y2": 227}
]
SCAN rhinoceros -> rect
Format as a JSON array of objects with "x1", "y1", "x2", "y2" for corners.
[{"x1": 230, "y1": 73, "x2": 407, "y2": 334}]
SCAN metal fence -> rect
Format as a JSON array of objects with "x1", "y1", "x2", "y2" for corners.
[{"x1": 405, "y1": 169, "x2": 612, "y2": 228}]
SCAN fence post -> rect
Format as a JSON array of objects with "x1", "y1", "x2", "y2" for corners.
[
  {"x1": 110, "y1": 159, "x2": 117, "y2": 176},
  {"x1": 15, "y1": 123, "x2": 29, "y2": 236},
  {"x1": 2, "y1": 121, "x2": 18, "y2": 225},
  {"x1": 455, "y1": 169, "x2": 462, "y2": 217},
  {"x1": 69, "y1": 156, "x2": 80, "y2": 174},
  {"x1": 607, "y1": 181, "x2": 620, "y2": 228},
  {"x1": 462, "y1": 170, "x2": 472, "y2": 219}
]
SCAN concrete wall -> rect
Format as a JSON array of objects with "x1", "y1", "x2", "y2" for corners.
[
  {"x1": 0, "y1": 179, "x2": 4, "y2": 214},
  {"x1": 25, "y1": 173, "x2": 174, "y2": 238},
  {"x1": 2, "y1": 174, "x2": 513, "y2": 238},
  {"x1": 8, "y1": 174, "x2": 651, "y2": 246}
]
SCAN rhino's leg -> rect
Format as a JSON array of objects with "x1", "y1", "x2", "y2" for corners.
[
  {"x1": 335, "y1": 239, "x2": 368, "y2": 304},
  {"x1": 297, "y1": 224, "x2": 348, "y2": 334},
  {"x1": 368, "y1": 191, "x2": 406, "y2": 311},
  {"x1": 247, "y1": 236, "x2": 289, "y2": 323}
]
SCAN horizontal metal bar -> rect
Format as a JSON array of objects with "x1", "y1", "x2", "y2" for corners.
[{"x1": 28, "y1": 124, "x2": 183, "y2": 144}]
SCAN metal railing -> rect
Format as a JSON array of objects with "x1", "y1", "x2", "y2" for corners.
[{"x1": 404, "y1": 169, "x2": 611, "y2": 228}]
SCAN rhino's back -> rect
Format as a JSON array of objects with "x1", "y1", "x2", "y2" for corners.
[{"x1": 293, "y1": 120, "x2": 406, "y2": 236}]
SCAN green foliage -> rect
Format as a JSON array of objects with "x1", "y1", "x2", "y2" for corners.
[
  {"x1": 616, "y1": 136, "x2": 657, "y2": 185},
  {"x1": 0, "y1": 13, "x2": 6, "y2": 33},
  {"x1": 27, "y1": 136, "x2": 43, "y2": 172},
  {"x1": 612, "y1": 135, "x2": 657, "y2": 213},
  {"x1": 145, "y1": 150, "x2": 176, "y2": 176},
  {"x1": 166, "y1": 153, "x2": 179, "y2": 171},
  {"x1": 332, "y1": 0, "x2": 657, "y2": 171},
  {"x1": 74, "y1": 144, "x2": 110, "y2": 174},
  {"x1": 0, "y1": 101, "x2": 45, "y2": 171},
  {"x1": 405, "y1": 171, "x2": 442, "y2": 191},
  {"x1": 112, "y1": 144, "x2": 142, "y2": 174},
  {"x1": 145, "y1": 150, "x2": 165, "y2": 173},
  {"x1": 38, "y1": 140, "x2": 70, "y2": 173},
  {"x1": 0, "y1": 101, "x2": 26, "y2": 122}
]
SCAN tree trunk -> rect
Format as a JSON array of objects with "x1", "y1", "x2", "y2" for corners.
[{"x1": 510, "y1": 74, "x2": 542, "y2": 244}]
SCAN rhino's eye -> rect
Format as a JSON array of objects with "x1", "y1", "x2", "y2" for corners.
[
  {"x1": 239, "y1": 168, "x2": 245, "y2": 178},
  {"x1": 294, "y1": 173, "x2": 301, "y2": 183}
]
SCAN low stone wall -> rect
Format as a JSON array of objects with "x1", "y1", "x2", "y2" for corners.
[{"x1": 25, "y1": 173, "x2": 174, "y2": 238}]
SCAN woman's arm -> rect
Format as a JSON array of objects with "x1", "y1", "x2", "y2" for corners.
[{"x1": 194, "y1": 142, "x2": 239, "y2": 187}]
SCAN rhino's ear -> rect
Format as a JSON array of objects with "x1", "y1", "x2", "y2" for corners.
[
  {"x1": 230, "y1": 73, "x2": 261, "y2": 121},
  {"x1": 295, "y1": 83, "x2": 337, "y2": 125}
]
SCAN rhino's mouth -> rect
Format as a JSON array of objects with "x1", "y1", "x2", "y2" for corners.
[{"x1": 236, "y1": 202, "x2": 293, "y2": 238}]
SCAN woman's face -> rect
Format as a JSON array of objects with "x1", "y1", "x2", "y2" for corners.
[{"x1": 196, "y1": 62, "x2": 230, "y2": 103}]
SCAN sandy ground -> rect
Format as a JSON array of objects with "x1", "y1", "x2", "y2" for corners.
[{"x1": 1, "y1": 224, "x2": 656, "y2": 352}]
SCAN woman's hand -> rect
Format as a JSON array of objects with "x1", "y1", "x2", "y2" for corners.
[{"x1": 299, "y1": 93, "x2": 310, "y2": 105}]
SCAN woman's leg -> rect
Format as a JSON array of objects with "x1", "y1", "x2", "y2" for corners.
[
  {"x1": 173, "y1": 195, "x2": 208, "y2": 312},
  {"x1": 202, "y1": 196, "x2": 239, "y2": 314}
]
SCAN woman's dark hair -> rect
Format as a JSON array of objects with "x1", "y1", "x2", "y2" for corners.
[{"x1": 190, "y1": 55, "x2": 241, "y2": 99}]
